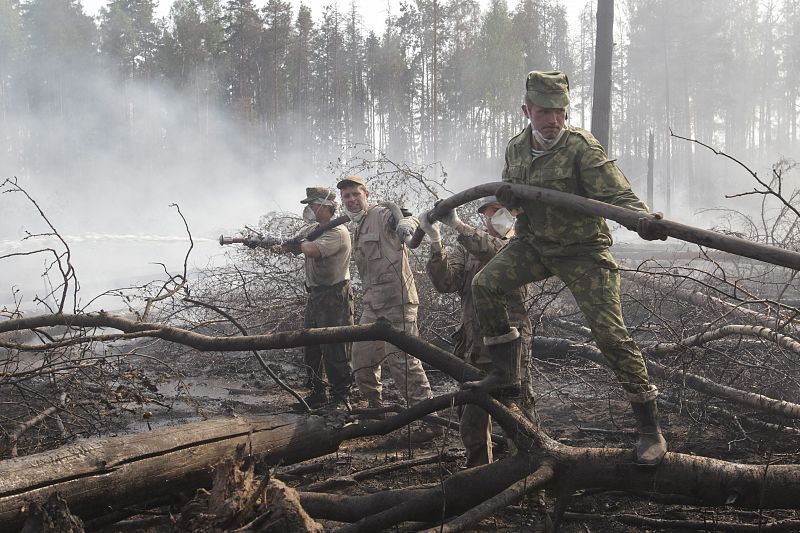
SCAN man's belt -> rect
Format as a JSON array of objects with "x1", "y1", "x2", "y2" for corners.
[{"x1": 306, "y1": 279, "x2": 350, "y2": 293}]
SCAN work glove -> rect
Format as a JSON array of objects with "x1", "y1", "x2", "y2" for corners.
[
  {"x1": 281, "y1": 239, "x2": 303, "y2": 255},
  {"x1": 395, "y1": 218, "x2": 416, "y2": 244},
  {"x1": 636, "y1": 212, "x2": 667, "y2": 241},
  {"x1": 243, "y1": 237, "x2": 260, "y2": 249},
  {"x1": 439, "y1": 207, "x2": 462, "y2": 228},
  {"x1": 495, "y1": 184, "x2": 523, "y2": 211},
  {"x1": 418, "y1": 210, "x2": 442, "y2": 243}
]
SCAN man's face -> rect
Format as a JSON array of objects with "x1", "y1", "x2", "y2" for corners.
[
  {"x1": 340, "y1": 184, "x2": 369, "y2": 213},
  {"x1": 523, "y1": 102, "x2": 567, "y2": 140}
]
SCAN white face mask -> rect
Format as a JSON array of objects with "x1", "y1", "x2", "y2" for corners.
[
  {"x1": 302, "y1": 205, "x2": 317, "y2": 223},
  {"x1": 346, "y1": 209, "x2": 366, "y2": 224},
  {"x1": 489, "y1": 208, "x2": 515, "y2": 238},
  {"x1": 531, "y1": 126, "x2": 566, "y2": 151}
]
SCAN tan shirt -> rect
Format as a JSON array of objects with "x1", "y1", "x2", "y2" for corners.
[
  {"x1": 304, "y1": 224, "x2": 351, "y2": 287},
  {"x1": 352, "y1": 205, "x2": 419, "y2": 310}
]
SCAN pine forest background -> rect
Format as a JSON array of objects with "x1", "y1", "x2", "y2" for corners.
[{"x1": 0, "y1": 0, "x2": 799, "y2": 239}]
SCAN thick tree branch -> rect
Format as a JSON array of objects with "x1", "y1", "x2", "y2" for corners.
[
  {"x1": 0, "y1": 313, "x2": 482, "y2": 384},
  {"x1": 646, "y1": 324, "x2": 800, "y2": 356},
  {"x1": 535, "y1": 337, "x2": 800, "y2": 420}
]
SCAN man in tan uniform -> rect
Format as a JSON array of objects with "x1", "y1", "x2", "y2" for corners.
[
  {"x1": 293, "y1": 187, "x2": 354, "y2": 410},
  {"x1": 420, "y1": 196, "x2": 532, "y2": 467},
  {"x1": 336, "y1": 176, "x2": 436, "y2": 425}
]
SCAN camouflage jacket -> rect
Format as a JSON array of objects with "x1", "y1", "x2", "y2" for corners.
[
  {"x1": 502, "y1": 125, "x2": 649, "y2": 256},
  {"x1": 427, "y1": 227, "x2": 530, "y2": 364}
]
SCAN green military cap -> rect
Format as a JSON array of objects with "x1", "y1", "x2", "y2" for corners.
[
  {"x1": 525, "y1": 70, "x2": 570, "y2": 108},
  {"x1": 336, "y1": 175, "x2": 366, "y2": 189},
  {"x1": 300, "y1": 186, "x2": 336, "y2": 204}
]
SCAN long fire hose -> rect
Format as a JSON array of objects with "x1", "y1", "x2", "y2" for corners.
[
  {"x1": 219, "y1": 214, "x2": 351, "y2": 247},
  {"x1": 407, "y1": 182, "x2": 800, "y2": 271},
  {"x1": 220, "y1": 201, "x2": 408, "y2": 247}
]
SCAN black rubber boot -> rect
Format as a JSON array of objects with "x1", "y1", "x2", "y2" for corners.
[
  {"x1": 631, "y1": 399, "x2": 667, "y2": 466},
  {"x1": 330, "y1": 394, "x2": 352, "y2": 411},
  {"x1": 464, "y1": 328, "x2": 521, "y2": 393},
  {"x1": 302, "y1": 390, "x2": 329, "y2": 409}
]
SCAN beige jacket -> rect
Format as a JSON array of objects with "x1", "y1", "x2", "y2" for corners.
[{"x1": 352, "y1": 205, "x2": 419, "y2": 310}]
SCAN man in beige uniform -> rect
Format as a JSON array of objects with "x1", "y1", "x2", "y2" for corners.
[
  {"x1": 293, "y1": 187, "x2": 354, "y2": 410},
  {"x1": 336, "y1": 176, "x2": 435, "y2": 420}
]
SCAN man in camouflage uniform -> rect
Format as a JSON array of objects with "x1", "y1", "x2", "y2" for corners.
[
  {"x1": 337, "y1": 177, "x2": 438, "y2": 442},
  {"x1": 420, "y1": 196, "x2": 532, "y2": 467},
  {"x1": 470, "y1": 70, "x2": 668, "y2": 465},
  {"x1": 294, "y1": 187, "x2": 354, "y2": 410}
]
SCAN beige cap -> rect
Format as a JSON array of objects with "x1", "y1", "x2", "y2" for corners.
[{"x1": 336, "y1": 175, "x2": 366, "y2": 189}]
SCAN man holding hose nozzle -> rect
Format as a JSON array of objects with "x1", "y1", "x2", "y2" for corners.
[
  {"x1": 337, "y1": 176, "x2": 440, "y2": 444},
  {"x1": 265, "y1": 187, "x2": 355, "y2": 410},
  {"x1": 469, "y1": 70, "x2": 668, "y2": 466}
]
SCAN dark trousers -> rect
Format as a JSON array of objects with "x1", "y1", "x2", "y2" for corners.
[{"x1": 304, "y1": 280, "x2": 355, "y2": 398}]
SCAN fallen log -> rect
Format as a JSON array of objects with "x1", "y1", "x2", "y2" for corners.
[
  {"x1": 296, "y1": 391, "x2": 800, "y2": 531},
  {"x1": 3, "y1": 391, "x2": 800, "y2": 532},
  {"x1": 645, "y1": 324, "x2": 800, "y2": 357},
  {"x1": 0, "y1": 394, "x2": 483, "y2": 531},
  {"x1": 0, "y1": 413, "x2": 340, "y2": 532}
]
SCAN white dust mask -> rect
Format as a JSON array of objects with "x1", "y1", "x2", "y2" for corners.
[
  {"x1": 302, "y1": 205, "x2": 317, "y2": 223},
  {"x1": 490, "y1": 208, "x2": 515, "y2": 238},
  {"x1": 347, "y1": 208, "x2": 366, "y2": 223}
]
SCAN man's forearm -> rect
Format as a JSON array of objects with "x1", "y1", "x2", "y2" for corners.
[{"x1": 301, "y1": 241, "x2": 322, "y2": 257}]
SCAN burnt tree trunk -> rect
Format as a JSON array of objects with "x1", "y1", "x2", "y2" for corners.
[
  {"x1": 4, "y1": 393, "x2": 800, "y2": 532},
  {"x1": 591, "y1": 0, "x2": 614, "y2": 150},
  {"x1": 0, "y1": 414, "x2": 339, "y2": 532}
]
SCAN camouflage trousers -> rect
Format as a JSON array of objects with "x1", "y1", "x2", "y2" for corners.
[
  {"x1": 460, "y1": 333, "x2": 533, "y2": 468},
  {"x1": 352, "y1": 304, "x2": 433, "y2": 406},
  {"x1": 459, "y1": 361, "x2": 494, "y2": 467},
  {"x1": 304, "y1": 280, "x2": 355, "y2": 398},
  {"x1": 472, "y1": 239, "x2": 652, "y2": 395}
]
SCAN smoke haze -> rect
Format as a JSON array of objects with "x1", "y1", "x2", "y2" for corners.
[{"x1": 1, "y1": 0, "x2": 798, "y2": 311}]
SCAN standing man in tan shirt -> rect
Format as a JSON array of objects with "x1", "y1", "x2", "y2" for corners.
[
  {"x1": 336, "y1": 176, "x2": 436, "y2": 430},
  {"x1": 294, "y1": 187, "x2": 354, "y2": 410}
]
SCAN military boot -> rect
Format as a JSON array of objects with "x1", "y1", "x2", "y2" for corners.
[
  {"x1": 631, "y1": 399, "x2": 667, "y2": 466},
  {"x1": 302, "y1": 389, "x2": 329, "y2": 409},
  {"x1": 366, "y1": 397, "x2": 386, "y2": 420},
  {"x1": 330, "y1": 394, "x2": 352, "y2": 411},
  {"x1": 464, "y1": 327, "x2": 521, "y2": 394}
]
